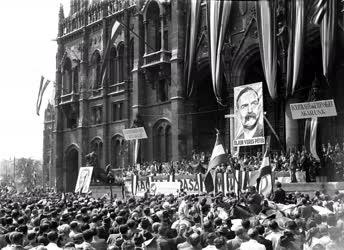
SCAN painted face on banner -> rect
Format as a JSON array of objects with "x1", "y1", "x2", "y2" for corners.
[{"x1": 237, "y1": 89, "x2": 260, "y2": 130}]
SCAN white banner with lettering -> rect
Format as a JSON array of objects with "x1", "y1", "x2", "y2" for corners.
[{"x1": 290, "y1": 99, "x2": 337, "y2": 119}]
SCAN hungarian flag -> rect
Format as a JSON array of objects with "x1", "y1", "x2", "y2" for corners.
[
  {"x1": 36, "y1": 76, "x2": 51, "y2": 116},
  {"x1": 100, "y1": 21, "x2": 122, "y2": 85},
  {"x1": 204, "y1": 130, "x2": 227, "y2": 192},
  {"x1": 309, "y1": 0, "x2": 327, "y2": 26},
  {"x1": 304, "y1": 117, "x2": 320, "y2": 161},
  {"x1": 257, "y1": 137, "x2": 272, "y2": 197}
]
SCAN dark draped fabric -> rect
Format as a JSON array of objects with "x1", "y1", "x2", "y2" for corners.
[
  {"x1": 286, "y1": 0, "x2": 304, "y2": 96},
  {"x1": 207, "y1": 0, "x2": 232, "y2": 105},
  {"x1": 256, "y1": 0, "x2": 278, "y2": 100},
  {"x1": 320, "y1": 0, "x2": 337, "y2": 80},
  {"x1": 184, "y1": 0, "x2": 201, "y2": 98}
]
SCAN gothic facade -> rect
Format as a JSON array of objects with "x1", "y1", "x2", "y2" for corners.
[{"x1": 50, "y1": 0, "x2": 344, "y2": 191}]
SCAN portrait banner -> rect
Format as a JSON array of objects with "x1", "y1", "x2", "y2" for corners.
[
  {"x1": 75, "y1": 167, "x2": 93, "y2": 193},
  {"x1": 233, "y1": 82, "x2": 265, "y2": 147}
]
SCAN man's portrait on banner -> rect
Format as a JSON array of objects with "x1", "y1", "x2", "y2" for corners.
[
  {"x1": 233, "y1": 82, "x2": 265, "y2": 146},
  {"x1": 75, "y1": 167, "x2": 93, "y2": 193}
]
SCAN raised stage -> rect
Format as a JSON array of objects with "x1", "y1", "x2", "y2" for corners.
[
  {"x1": 89, "y1": 182, "x2": 344, "y2": 199},
  {"x1": 282, "y1": 182, "x2": 344, "y2": 196}
]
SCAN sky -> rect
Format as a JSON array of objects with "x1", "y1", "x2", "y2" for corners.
[{"x1": 0, "y1": 1, "x2": 70, "y2": 161}]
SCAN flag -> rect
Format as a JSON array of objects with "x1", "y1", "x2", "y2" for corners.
[
  {"x1": 196, "y1": 173, "x2": 203, "y2": 192},
  {"x1": 256, "y1": 0, "x2": 278, "y2": 100},
  {"x1": 309, "y1": 0, "x2": 327, "y2": 25},
  {"x1": 134, "y1": 139, "x2": 140, "y2": 165},
  {"x1": 131, "y1": 174, "x2": 138, "y2": 195},
  {"x1": 204, "y1": 130, "x2": 227, "y2": 192},
  {"x1": 168, "y1": 173, "x2": 175, "y2": 182},
  {"x1": 207, "y1": 0, "x2": 233, "y2": 104},
  {"x1": 100, "y1": 21, "x2": 122, "y2": 86},
  {"x1": 36, "y1": 76, "x2": 51, "y2": 115},
  {"x1": 320, "y1": 0, "x2": 337, "y2": 80},
  {"x1": 304, "y1": 117, "x2": 320, "y2": 161},
  {"x1": 257, "y1": 137, "x2": 272, "y2": 197},
  {"x1": 286, "y1": 0, "x2": 304, "y2": 96},
  {"x1": 185, "y1": 0, "x2": 201, "y2": 97}
]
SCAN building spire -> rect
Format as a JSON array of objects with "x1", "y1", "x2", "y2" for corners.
[{"x1": 58, "y1": 3, "x2": 65, "y2": 22}]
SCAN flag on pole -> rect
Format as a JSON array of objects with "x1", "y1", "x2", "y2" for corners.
[
  {"x1": 131, "y1": 174, "x2": 138, "y2": 196},
  {"x1": 257, "y1": 136, "x2": 272, "y2": 197},
  {"x1": 196, "y1": 173, "x2": 203, "y2": 193},
  {"x1": 134, "y1": 139, "x2": 140, "y2": 165},
  {"x1": 256, "y1": 0, "x2": 278, "y2": 100},
  {"x1": 204, "y1": 130, "x2": 227, "y2": 193},
  {"x1": 309, "y1": 0, "x2": 327, "y2": 25},
  {"x1": 304, "y1": 117, "x2": 320, "y2": 161},
  {"x1": 100, "y1": 21, "x2": 122, "y2": 86},
  {"x1": 36, "y1": 76, "x2": 51, "y2": 115}
]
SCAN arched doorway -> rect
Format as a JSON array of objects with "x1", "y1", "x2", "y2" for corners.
[
  {"x1": 192, "y1": 64, "x2": 226, "y2": 155},
  {"x1": 237, "y1": 48, "x2": 282, "y2": 154},
  {"x1": 153, "y1": 119, "x2": 172, "y2": 162},
  {"x1": 65, "y1": 147, "x2": 79, "y2": 192},
  {"x1": 111, "y1": 135, "x2": 125, "y2": 169},
  {"x1": 90, "y1": 138, "x2": 103, "y2": 169}
]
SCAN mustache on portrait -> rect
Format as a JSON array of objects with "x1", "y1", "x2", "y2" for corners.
[{"x1": 244, "y1": 114, "x2": 256, "y2": 122}]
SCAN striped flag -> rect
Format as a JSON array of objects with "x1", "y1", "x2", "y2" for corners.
[
  {"x1": 309, "y1": 0, "x2": 327, "y2": 25},
  {"x1": 36, "y1": 76, "x2": 51, "y2": 115},
  {"x1": 168, "y1": 173, "x2": 175, "y2": 182},
  {"x1": 233, "y1": 169, "x2": 241, "y2": 196},
  {"x1": 134, "y1": 139, "x2": 140, "y2": 165},
  {"x1": 131, "y1": 174, "x2": 138, "y2": 195},
  {"x1": 100, "y1": 21, "x2": 122, "y2": 86},
  {"x1": 257, "y1": 137, "x2": 272, "y2": 197},
  {"x1": 196, "y1": 173, "x2": 203, "y2": 193},
  {"x1": 304, "y1": 117, "x2": 320, "y2": 161},
  {"x1": 204, "y1": 130, "x2": 227, "y2": 193}
]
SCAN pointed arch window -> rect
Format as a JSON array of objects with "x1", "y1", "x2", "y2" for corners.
[
  {"x1": 109, "y1": 47, "x2": 118, "y2": 85},
  {"x1": 91, "y1": 51, "x2": 101, "y2": 89},
  {"x1": 90, "y1": 138, "x2": 103, "y2": 169},
  {"x1": 117, "y1": 43, "x2": 125, "y2": 83},
  {"x1": 153, "y1": 120, "x2": 172, "y2": 162},
  {"x1": 62, "y1": 58, "x2": 72, "y2": 95}
]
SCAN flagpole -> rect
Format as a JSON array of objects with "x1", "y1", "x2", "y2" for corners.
[
  {"x1": 263, "y1": 114, "x2": 286, "y2": 154},
  {"x1": 115, "y1": 19, "x2": 156, "y2": 52}
]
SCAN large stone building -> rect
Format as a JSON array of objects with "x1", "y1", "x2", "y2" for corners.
[{"x1": 50, "y1": 0, "x2": 344, "y2": 191}]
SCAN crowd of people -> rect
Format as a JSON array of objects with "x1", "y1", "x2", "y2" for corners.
[
  {"x1": 122, "y1": 142, "x2": 344, "y2": 183},
  {"x1": 0, "y1": 182, "x2": 344, "y2": 250}
]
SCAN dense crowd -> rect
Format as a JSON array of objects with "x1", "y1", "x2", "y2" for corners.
[
  {"x1": 123, "y1": 142, "x2": 344, "y2": 183},
  {"x1": 0, "y1": 182, "x2": 344, "y2": 250}
]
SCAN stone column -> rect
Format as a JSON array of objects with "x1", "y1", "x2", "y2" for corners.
[
  {"x1": 78, "y1": 30, "x2": 89, "y2": 168},
  {"x1": 285, "y1": 98, "x2": 299, "y2": 152},
  {"x1": 170, "y1": 0, "x2": 186, "y2": 160},
  {"x1": 53, "y1": 47, "x2": 64, "y2": 191},
  {"x1": 101, "y1": 17, "x2": 109, "y2": 169},
  {"x1": 160, "y1": 15, "x2": 164, "y2": 51}
]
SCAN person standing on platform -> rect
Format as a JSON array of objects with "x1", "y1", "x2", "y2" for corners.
[
  {"x1": 300, "y1": 151, "x2": 311, "y2": 182},
  {"x1": 289, "y1": 152, "x2": 297, "y2": 183}
]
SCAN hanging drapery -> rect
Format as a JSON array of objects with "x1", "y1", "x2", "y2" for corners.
[
  {"x1": 286, "y1": 0, "x2": 304, "y2": 96},
  {"x1": 309, "y1": 0, "x2": 327, "y2": 25},
  {"x1": 256, "y1": 0, "x2": 278, "y2": 100},
  {"x1": 207, "y1": 0, "x2": 232, "y2": 105},
  {"x1": 184, "y1": 0, "x2": 201, "y2": 98},
  {"x1": 320, "y1": 0, "x2": 336, "y2": 80}
]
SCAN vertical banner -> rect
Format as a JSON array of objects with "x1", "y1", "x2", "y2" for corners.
[
  {"x1": 233, "y1": 82, "x2": 265, "y2": 147},
  {"x1": 75, "y1": 167, "x2": 94, "y2": 193}
]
